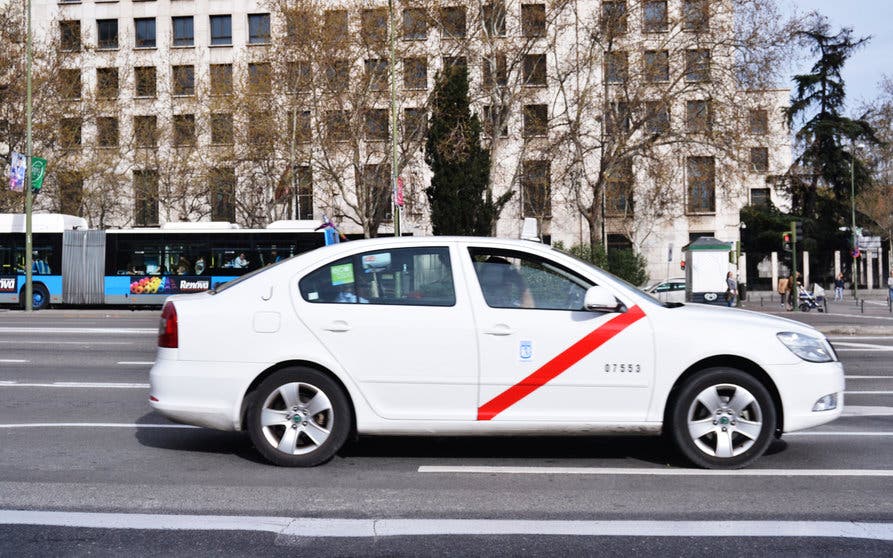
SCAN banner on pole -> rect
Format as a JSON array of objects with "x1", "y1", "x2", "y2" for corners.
[
  {"x1": 30, "y1": 157, "x2": 47, "y2": 192},
  {"x1": 8, "y1": 152, "x2": 26, "y2": 191}
]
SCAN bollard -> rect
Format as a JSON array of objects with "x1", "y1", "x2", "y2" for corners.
[
  {"x1": 861, "y1": 299, "x2": 864, "y2": 314},
  {"x1": 823, "y1": 298, "x2": 828, "y2": 314}
]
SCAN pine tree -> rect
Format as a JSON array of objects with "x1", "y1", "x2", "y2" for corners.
[{"x1": 425, "y1": 64, "x2": 511, "y2": 235}]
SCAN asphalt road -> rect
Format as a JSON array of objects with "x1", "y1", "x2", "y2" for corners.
[{"x1": 0, "y1": 309, "x2": 890, "y2": 556}]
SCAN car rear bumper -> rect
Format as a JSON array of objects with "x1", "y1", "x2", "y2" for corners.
[{"x1": 149, "y1": 352, "x2": 257, "y2": 431}]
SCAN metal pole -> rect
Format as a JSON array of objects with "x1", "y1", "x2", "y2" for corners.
[
  {"x1": 388, "y1": 0, "x2": 401, "y2": 237},
  {"x1": 24, "y1": 0, "x2": 33, "y2": 312},
  {"x1": 290, "y1": 109, "x2": 297, "y2": 220},
  {"x1": 735, "y1": 238, "x2": 742, "y2": 308},
  {"x1": 851, "y1": 138, "x2": 858, "y2": 301},
  {"x1": 790, "y1": 221, "x2": 798, "y2": 312}
]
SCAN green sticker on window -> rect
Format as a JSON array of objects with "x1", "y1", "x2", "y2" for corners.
[{"x1": 330, "y1": 263, "x2": 354, "y2": 286}]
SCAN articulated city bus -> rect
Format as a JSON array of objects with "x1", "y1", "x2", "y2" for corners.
[{"x1": 0, "y1": 213, "x2": 336, "y2": 309}]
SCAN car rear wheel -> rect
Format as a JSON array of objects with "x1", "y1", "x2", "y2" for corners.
[
  {"x1": 670, "y1": 368, "x2": 776, "y2": 469},
  {"x1": 247, "y1": 367, "x2": 351, "y2": 467}
]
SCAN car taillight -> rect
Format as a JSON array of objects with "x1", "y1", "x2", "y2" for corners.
[{"x1": 158, "y1": 302, "x2": 178, "y2": 348}]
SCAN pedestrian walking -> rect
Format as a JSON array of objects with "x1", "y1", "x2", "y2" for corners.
[
  {"x1": 777, "y1": 274, "x2": 790, "y2": 310},
  {"x1": 888, "y1": 270, "x2": 893, "y2": 303},
  {"x1": 834, "y1": 273, "x2": 844, "y2": 302},
  {"x1": 725, "y1": 271, "x2": 738, "y2": 307}
]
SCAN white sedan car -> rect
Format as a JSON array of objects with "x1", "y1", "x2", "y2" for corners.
[
  {"x1": 150, "y1": 237, "x2": 843, "y2": 469},
  {"x1": 645, "y1": 277, "x2": 687, "y2": 303}
]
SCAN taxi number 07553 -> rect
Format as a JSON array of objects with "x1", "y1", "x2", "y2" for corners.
[{"x1": 604, "y1": 363, "x2": 641, "y2": 373}]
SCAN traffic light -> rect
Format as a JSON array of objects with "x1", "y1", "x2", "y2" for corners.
[
  {"x1": 782, "y1": 232, "x2": 792, "y2": 252},
  {"x1": 794, "y1": 220, "x2": 803, "y2": 241}
]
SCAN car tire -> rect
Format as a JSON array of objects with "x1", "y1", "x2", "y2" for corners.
[
  {"x1": 669, "y1": 368, "x2": 776, "y2": 469},
  {"x1": 247, "y1": 367, "x2": 352, "y2": 467},
  {"x1": 20, "y1": 284, "x2": 50, "y2": 311}
]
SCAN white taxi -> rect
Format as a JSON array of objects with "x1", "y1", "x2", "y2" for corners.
[{"x1": 149, "y1": 237, "x2": 844, "y2": 469}]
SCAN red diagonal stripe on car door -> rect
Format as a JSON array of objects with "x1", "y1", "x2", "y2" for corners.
[{"x1": 477, "y1": 305, "x2": 646, "y2": 421}]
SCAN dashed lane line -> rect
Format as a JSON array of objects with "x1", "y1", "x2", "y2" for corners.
[
  {"x1": 417, "y1": 466, "x2": 893, "y2": 477},
  {"x1": 0, "y1": 382, "x2": 149, "y2": 389},
  {"x1": 0, "y1": 511, "x2": 890, "y2": 540},
  {"x1": 0, "y1": 422, "x2": 195, "y2": 429},
  {"x1": 0, "y1": 359, "x2": 29, "y2": 363},
  {"x1": 0, "y1": 327, "x2": 155, "y2": 335},
  {"x1": 116, "y1": 361, "x2": 155, "y2": 365}
]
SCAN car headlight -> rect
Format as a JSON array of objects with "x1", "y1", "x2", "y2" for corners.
[{"x1": 776, "y1": 332, "x2": 836, "y2": 363}]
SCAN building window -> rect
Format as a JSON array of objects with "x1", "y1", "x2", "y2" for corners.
[
  {"x1": 59, "y1": 173, "x2": 83, "y2": 216},
  {"x1": 97, "y1": 19, "x2": 118, "y2": 49},
  {"x1": 644, "y1": 50, "x2": 669, "y2": 82},
  {"x1": 60, "y1": 20, "x2": 80, "y2": 51},
  {"x1": 248, "y1": 13, "x2": 271, "y2": 44},
  {"x1": 210, "y1": 168, "x2": 236, "y2": 222},
  {"x1": 523, "y1": 54, "x2": 547, "y2": 86},
  {"x1": 172, "y1": 16, "x2": 194, "y2": 47},
  {"x1": 443, "y1": 56, "x2": 467, "y2": 73},
  {"x1": 172, "y1": 65, "x2": 195, "y2": 96},
  {"x1": 521, "y1": 160, "x2": 551, "y2": 218},
  {"x1": 601, "y1": 1, "x2": 627, "y2": 36},
  {"x1": 749, "y1": 109, "x2": 768, "y2": 135},
  {"x1": 605, "y1": 51, "x2": 628, "y2": 84},
  {"x1": 364, "y1": 109, "x2": 389, "y2": 141},
  {"x1": 211, "y1": 113, "x2": 234, "y2": 145},
  {"x1": 291, "y1": 110, "x2": 311, "y2": 143},
  {"x1": 482, "y1": 2, "x2": 506, "y2": 37},
  {"x1": 97, "y1": 117, "x2": 118, "y2": 147},
  {"x1": 643, "y1": 1, "x2": 668, "y2": 33},
  {"x1": 751, "y1": 188, "x2": 770, "y2": 206},
  {"x1": 135, "y1": 66, "x2": 156, "y2": 97},
  {"x1": 210, "y1": 15, "x2": 232, "y2": 46},
  {"x1": 440, "y1": 6, "x2": 466, "y2": 38},
  {"x1": 750, "y1": 147, "x2": 769, "y2": 172},
  {"x1": 324, "y1": 10, "x2": 349, "y2": 38},
  {"x1": 521, "y1": 3, "x2": 546, "y2": 37},
  {"x1": 523, "y1": 104, "x2": 548, "y2": 137},
  {"x1": 96, "y1": 67, "x2": 118, "y2": 98},
  {"x1": 133, "y1": 115, "x2": 157, "y2": 148},
  {"x1": 403, "y1": 8, "x2": 427, "y2": 39},
  {"x1": 403, "y1": 57, "x2": 427, "y2": 90},
  {"x1": 361, "y1": 8, "x2": 388, "y2": 44},
  {"x1": 686, "y1": 156, "x2": 715, "y2": 213},
  {"x1": 134, "y1": 170, "x2": 159, "y2": 226},
  {"x1": 683, "y1": 0, "x2": 709, "y2": 33},
  {"x1": 59, "y1": 69, "x2": 81, "y2": 100},
  {"x1": 326, "y1": 110, "x2": 351, "y2": 142},
  {"x1": 685, "y1": 49, "x2": 710, "y2": 82},
  {"x1": 134, "y1": 18, "x2": 156, "y2": 48},
  {"x1": 645, "y1": 101, "x2": 670, "y2": 134},
  {"x1": 362, "y1": 164, "x2": 393, "y2": 222},
  {"x1": 295, "y1": 166, "x2": 314, "y2": 220},
  {"x1": 483, "y1": 105, "x2": 508, "y2": 138},
  {"x1": 284, "y1": 61, "x2": 309, "y2": 93},
  {"x1": 173, "y1": 114, "x2": 196, "y2": 146},
  {"x1": 404, "y1": 108, "x2": 427, "y2": 141},
  {"x1": 210, "y1": 64, "x2": 233, "y2": 95},
  {"x1": 247, "y1": 62, "x2": 272, "y2": 94},
  {"x1": 685, "y1": 100, "x2": 711, "y2": 133},
  {"x1": 604, "y1": 102, "x2": 631, "y2": 136},
  {"x1": 59, "y1": 117, "x2": 82, "y2": 148},
  {"x1": 482, "y1": 54, "x2": 507, "y2": 89},
  {"x1": 605, "y1": 159, "x2": 633, "y2": 216},
  {"x1": 324, "y1": 59, "x2": 349, "y2": 92},
  {"x1": 365, "y1": 59, "x2": 388, "y2": 92}
]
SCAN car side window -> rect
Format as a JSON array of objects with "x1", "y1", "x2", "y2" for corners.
[
  {"x1": 468, "y1": 248, "x2": 593, "y2": 310},
  {"x1": 299, "y1": 247, "x2": 456, "y2": 306}
]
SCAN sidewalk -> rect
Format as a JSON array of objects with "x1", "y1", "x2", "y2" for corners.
[{"x1": 742, "y1": 290, "x2": 893, "y2": 336}]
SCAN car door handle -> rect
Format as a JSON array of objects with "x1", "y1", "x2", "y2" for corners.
[
  {"x1": 323, "y1": 320, "x2": 351, "y2": 332},
  {"x1": 483, "y1": 324, "x2": 515, "y2": 336}
]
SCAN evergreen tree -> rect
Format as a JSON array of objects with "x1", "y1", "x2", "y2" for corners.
[{"x1": 425, "y1": 64, "x2": 512, "y2": 235}]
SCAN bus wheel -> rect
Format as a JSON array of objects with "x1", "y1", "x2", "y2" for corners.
[{"x1": 21, "y1": 284, "x2": 50, "y2": 310}]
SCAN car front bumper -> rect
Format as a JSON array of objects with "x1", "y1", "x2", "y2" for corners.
[{"x1": 770, "y1": 360, "x2": 845, "y2": 433}]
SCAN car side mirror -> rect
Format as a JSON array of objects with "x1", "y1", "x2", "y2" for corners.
[{"x1": 584, "y1": 285, "x2": 622, "y2": 313}]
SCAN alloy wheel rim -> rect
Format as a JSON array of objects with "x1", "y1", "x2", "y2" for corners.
[
  {"x1": 259, "y1": 382, "x2": 333, "y2": 455},
  {"x1": 686, "y1": 383, "x2": 763, "y2": 459}
]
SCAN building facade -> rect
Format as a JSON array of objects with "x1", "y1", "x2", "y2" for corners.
[{"x1": 21, "y1": 0, "x2": 791, "y2": 281}]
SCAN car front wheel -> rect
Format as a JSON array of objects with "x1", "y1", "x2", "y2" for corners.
[
  {"x1": 247, "y1": 367, "x2": 351, "y2": 467},
  {"x1": 670, "y1": 368, "x2": 776, "y2": 469}
]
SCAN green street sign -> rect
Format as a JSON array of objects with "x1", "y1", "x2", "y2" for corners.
[{"x1": 30, "y1": 157, "x2": 47, "y2": 191}]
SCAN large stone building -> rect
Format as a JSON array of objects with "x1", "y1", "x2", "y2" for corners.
[{"x1": 22, "y1": 0, "x2": 791, "y2": 280}]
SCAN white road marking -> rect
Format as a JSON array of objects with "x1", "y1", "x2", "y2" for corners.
[
  {"x1": 0, "y1": 511, "x2": 890, "y2": 540},
  {"x1": 833, "y1": 341, "x2": 893, "y2": 352},
  {"x1": 417, "y1": 466, "x2": 893, "y2": 477},
  {"x1": 0, "y1": 382, "x2": 149, "y2": 389},
  {"x1": 117, "y1": 361, "x2": 155, "y2": 365},
  {"x1": 846, "y1": 376, "x2": 892, "y2": 379},
  {"x1": 0, "y1": 422, "x2": 196, "y2": 429},
  {"x1": 829, "y1": 336, "x2": 893, "y2": 341},
  {"x1": 846, "y1": 391, "x2": 893, "y2": 395},
  {"x1": 0, "y1": 340, "x2": 138, "y2": 346},
  {"x1": 786, "y1": 431, "x2": 893, "y2": 436},
  {"x1": 0, "y1": 359, "x2": 29, "y2": 363},
  {"x1": 842, "y1": 406, "x2": 893, "y2": 416},
  {"x1": 0, "y1": 327, "x2": 155, "y2": 335}
]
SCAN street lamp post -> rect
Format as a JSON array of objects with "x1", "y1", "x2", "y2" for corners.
[
  {"x1": 24, "y1": 0, "x2": 34, "y2": 312},
  {"x1": 850, "y1": 139, "x2": 864, "y2": 300}
]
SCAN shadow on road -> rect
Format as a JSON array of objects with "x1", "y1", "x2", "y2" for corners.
[{"x1": 132, "y1": 412, "x2": 268, "y2": 464}]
